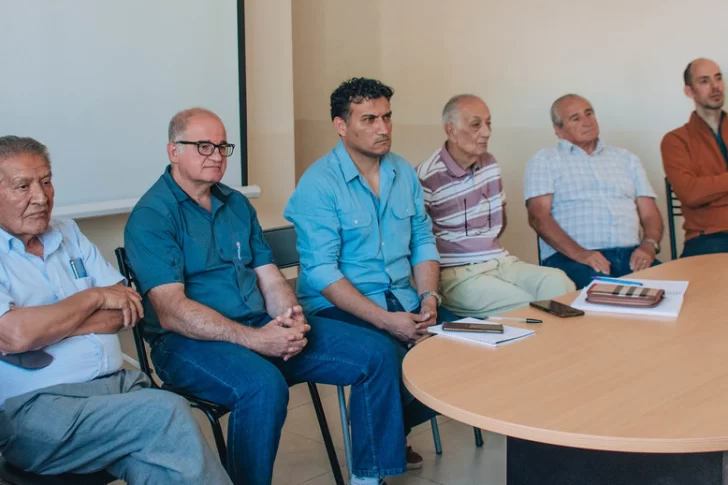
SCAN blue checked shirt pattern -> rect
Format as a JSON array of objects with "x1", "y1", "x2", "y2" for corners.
[
  {"x1": 284, "y1": 140, "x2": 439, "y2": 315},
  {"x1": 524, "y1": 139, "x2": 657, "y2": 261}
]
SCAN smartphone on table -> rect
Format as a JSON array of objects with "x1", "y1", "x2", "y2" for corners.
[
  {"x1": 442, "y1": 321, "x2": 504, "y2": 333},
  {"x1": 529, "y1": 300, "x2": 584, "y2": 318}
]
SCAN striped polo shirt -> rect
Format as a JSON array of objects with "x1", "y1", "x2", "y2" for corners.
[{"x1": 417, "y1": 143, "x2": 508, "y2": 267}]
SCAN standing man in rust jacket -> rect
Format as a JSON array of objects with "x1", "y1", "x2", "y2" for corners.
[{"x1": 662, "y1": 58, "x2": 728, "y2": 257}]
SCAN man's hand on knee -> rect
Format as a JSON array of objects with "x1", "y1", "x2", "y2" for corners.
[
  {"x1": 383, "y1": 312, "x2": 422, "y2": 343},
  {"x1": 574, "y1": 250, "x2": 611, "y2": 275},
  {"x1": 250, "y1": 320, "x2": 309, "y2": 361}
]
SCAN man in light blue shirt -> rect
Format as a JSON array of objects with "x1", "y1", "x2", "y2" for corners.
[
  {"x1": 524, "y1": 94, "x2": 664, "y2": 289},
  {"x1": 0, "y1": 136, "x2": 230, "y2": 484},
  {"x1": 285, "y1": 78, "x2": 457, "y2": 468}
]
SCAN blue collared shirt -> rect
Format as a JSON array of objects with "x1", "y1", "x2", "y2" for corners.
[
  {"x1": 0, "y1": 219, "x2": 125, "y2": 409},
  {"x1": 524, "y1": 139, "x2": 657, "y2": 260},
  {"x1": 284, "y1": 140, "x2": 439, "y2": 314},
  {"x1": 124, "y1": 166, "x2": 275, "y2": 337}
]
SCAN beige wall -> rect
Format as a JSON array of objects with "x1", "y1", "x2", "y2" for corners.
[{"x1": 292, "y1": 0, "x2": 728, "y2": 262}]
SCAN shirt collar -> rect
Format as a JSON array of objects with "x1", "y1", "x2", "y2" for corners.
[
  {"x1": 440, "y1": 142, "x2": 494, "y2": 178},
  {"x1": 0, "y1": 222, "x2": 62, "y2": 256},
  {"x1": 161, "y1": 164, "x2": 232, "y2": 204},
  {"x1": 557, "y1": 138, "x2": 605, "y2": 155},
  {"x1": 689, "y1": 110, "x2": 727, "y2": 134},
  {"x1": 335, "y1": 139, "x2": 397, "y2": 183}
]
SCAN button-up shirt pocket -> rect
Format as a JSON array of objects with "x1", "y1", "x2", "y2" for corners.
[
  {"x1": 229, "y1": 231, "x2": 263, "y2": 311},
  {"x1": 391, "y1": 202, "x2": 414, "y2": 241},
  {"x1": 339, "y1": 210, "x2": 375, "y2": 258}
]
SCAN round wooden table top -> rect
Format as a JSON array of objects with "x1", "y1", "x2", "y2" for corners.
[{"x1": 403, "y1": 254, "x2": 728, "y2": 453}]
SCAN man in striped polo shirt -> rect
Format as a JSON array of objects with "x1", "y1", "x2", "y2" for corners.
[{"x1": 417, "y1": 95, "x2": 574, "y2": 318}]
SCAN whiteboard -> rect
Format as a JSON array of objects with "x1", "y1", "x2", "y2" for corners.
[{"x1": 0, "y1": 1, "x2": 242, "y2": 209}]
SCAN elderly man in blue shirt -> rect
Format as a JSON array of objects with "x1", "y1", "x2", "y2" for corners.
[
  {"x1": 285, "y1": 78, "x2": 458, "y2": 466},
  {"x1": 0, "y1": 136, "x2": 230, "y2": 484},
  {"x1": 124, "y1": 107, "x2": 406, "y2": 485},
  {"x1": 524, "y1": 94, "x2": 664, "y2": 289}
]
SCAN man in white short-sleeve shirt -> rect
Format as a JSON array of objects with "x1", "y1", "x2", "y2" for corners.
[{"x1": 0, "y1": 136, "x2": 230, "y2": 484}]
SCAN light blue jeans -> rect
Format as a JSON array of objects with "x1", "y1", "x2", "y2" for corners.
[{"x1": 151, "y1": 314, "x2": 407, "y2": 484}]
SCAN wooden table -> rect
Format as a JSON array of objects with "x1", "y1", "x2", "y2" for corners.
[{"x1": 403, "y1": 255, "x2": 728, "y2": 483}]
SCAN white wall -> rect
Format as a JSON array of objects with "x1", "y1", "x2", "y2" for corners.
[
  {"x1": 0, "y1": 0, "x2": 242, "y2": 208},
  {"x1": 293, "y1": 0, "x2": 728, "y2": 262}
]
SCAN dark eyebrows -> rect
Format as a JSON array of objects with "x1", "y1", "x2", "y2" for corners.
[{"x1": 360, "y1": 111, "x2": 392, "y2": 120}]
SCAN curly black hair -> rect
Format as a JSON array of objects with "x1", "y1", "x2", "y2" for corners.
[{"x1": 330, "y1": 78, "x2": 394, "y2": 121}]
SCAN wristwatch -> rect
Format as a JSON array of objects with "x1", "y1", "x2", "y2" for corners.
[
  {"x1": 419, "y1": 291, "x2": 442, "y2": 306},
  {"x1": 641, "y1": 238, "x2": 661, "y2": 255}
]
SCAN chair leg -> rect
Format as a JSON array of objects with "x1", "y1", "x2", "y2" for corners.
[
  {"x1": 337, "y1": 386, "x2": 354, "y2": 482},
  {"x1": 431, "y1": 417, "x2": 443, "y2": 455},
  {"x1": 473, "y1": 427, "x2": 484, "y2": 447},
  {"x1": 199, "y1": 406, "x2": 228, "y2": 470},
  {"x1": 308, "y1": 383, "x2": 346, "y2": 485}
]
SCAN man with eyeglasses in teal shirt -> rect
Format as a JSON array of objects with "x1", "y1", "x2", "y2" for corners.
[{"x1": 125, "y1": 108, "x2": 406, "y2": 485}]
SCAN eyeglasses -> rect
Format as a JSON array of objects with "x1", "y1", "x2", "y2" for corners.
[{"x1": 176, "y1": 140, "x2": 235, "y2": 157}]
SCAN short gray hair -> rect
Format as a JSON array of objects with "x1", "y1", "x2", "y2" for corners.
[
  {"x1": 0, "y1": 136, "x2": 51, "y2": 180},
  {"x1": 441, "y1": 94, "x2": 480, "y2": 127},
  {"x1": 550, "y1": 94, "x2": 588, "y2": 128},
  {"x1": 168, "y1": 107, "x2": 222, "y2": 142}
]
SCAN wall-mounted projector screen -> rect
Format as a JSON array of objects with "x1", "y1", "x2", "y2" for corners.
[{"x1": 0, "y1": 0, "x2": 247, "y2": 210}]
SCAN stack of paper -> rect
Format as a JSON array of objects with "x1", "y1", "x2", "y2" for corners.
[
  {"x1": 570, "y1": 279, "x2": 690, "y2": 318},
  {"x1": 429, "y1": 318, "x2": 536, "y2": 347}
]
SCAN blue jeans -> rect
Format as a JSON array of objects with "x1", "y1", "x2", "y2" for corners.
[
  {"x1": 543, "y1": 246, "x2": 661, "y2": 290},
  {"x1": 150, "y1": 315, "x2": 406, "y2": 484},
  {"x1": 682, "y1": 232, "x2": 728, "y2": 258},
  {"x1": 316, "y1": 290, "x2": 459, "y2": 436}
]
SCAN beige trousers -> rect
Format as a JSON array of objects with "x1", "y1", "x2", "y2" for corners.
[{"x1": 440, "y1": 255, "x2": 576, "y2": 317}]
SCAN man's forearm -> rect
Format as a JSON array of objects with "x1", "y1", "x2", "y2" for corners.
[
  {"x1": 153, "y1": 293, "x2": 255, "y2": 348},
  {"x1": 259, "y1": 274, "x2": 299, "y2": 318},
  {"x1": 69, "y1": 310, "x2": 125, "y2": 337},
  {"x1": 413, "y1": 260, "x2": 439, "y2": 296},
  {"x1": 0, "y1": 289, "x2": 101, "y2": 354},
  {"x1": 321, "y1": 279, "x2": 391, "y2": 329},
  {"x1": 530, "y1": 213, "x2": 587, "y2": 260}
]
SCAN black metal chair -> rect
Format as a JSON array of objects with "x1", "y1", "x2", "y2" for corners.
[
  {"x1": 665, "y1": 177, "x2": 683, "y2": 260},
  {"x1": 114, "y1": 241, "x2": 345, "y2": 485}
]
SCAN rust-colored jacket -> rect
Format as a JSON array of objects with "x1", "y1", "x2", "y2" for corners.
[{"x1": 661, "y1": 112, "x2": 728, "y2": 240}]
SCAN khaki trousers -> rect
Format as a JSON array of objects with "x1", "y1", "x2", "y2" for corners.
[{"x1": 440, "y1": 255, "x2": 576, "y2": 317}]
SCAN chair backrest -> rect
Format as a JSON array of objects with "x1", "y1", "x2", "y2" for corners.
[
  {"x1": 664, "y1": 177, "x2": 683, "y2": 260},
  {"x1": 263, "y1": 225, "x2": 300, "y2": 269},
  {"x1": 114, "y1": 247, "x2": 154, "y2": 379}
]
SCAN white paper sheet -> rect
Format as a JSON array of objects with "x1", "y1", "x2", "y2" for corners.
[
  {"x1": 570, "y1": 279, "x2": 690, "y2": 318},
  {"x1": 430, "y1": 318, "x2": 536, "y2": 347}
]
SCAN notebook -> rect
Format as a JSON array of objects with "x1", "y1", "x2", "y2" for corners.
[{"x1": 429, "y1": 318, "x2": 536, "y2": 347}]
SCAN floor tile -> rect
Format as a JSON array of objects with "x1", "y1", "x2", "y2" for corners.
[{"x1": 407, "y1": 422, "x2": 506, "y2": 485}]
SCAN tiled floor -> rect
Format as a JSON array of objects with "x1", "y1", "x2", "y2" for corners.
[{"x1": 197, "y1": 383, "x2": 507, "y2": 485}]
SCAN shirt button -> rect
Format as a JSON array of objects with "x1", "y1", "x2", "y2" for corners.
[
  {"x1": 385, "y1": 267, "x2": 389, "y2": 272},
  {"x1": 354, "y1": 220, "x2": 359, "y2": 225},
  {"x1": 381, "y1": 241, "x2": 385, "y2": 246}
]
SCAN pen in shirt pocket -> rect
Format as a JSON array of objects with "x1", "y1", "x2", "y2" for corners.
[{"x1": 69, "y1": 258, "x2": 88, "y2": 279}]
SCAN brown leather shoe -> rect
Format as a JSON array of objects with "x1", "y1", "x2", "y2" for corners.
[{"x1": 406, "y1": 445, "x2": 423, "y2": 470}]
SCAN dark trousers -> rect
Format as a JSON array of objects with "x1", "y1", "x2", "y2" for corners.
[
  {"x1": 682, "y1": 232, "x2": 728, "y2": 258},
  {"x1": 543, "y1": 246, "x2": 660, "y2": 290},
  {"x1": 316, "y1": 290, "x2": 459, "y2": 436}
]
